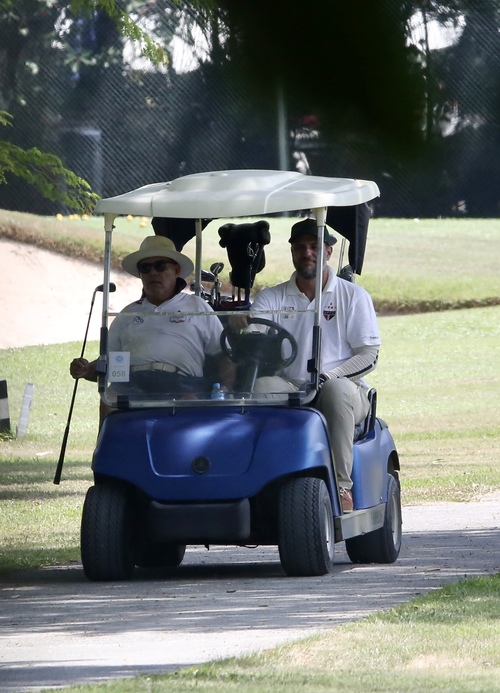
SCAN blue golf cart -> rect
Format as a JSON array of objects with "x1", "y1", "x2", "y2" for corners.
[{"x1": 76, "y1": 169, "x2": 401, "y2": 580}]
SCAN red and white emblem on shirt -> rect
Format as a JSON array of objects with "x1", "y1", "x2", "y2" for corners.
[{"x1": 323, "y1": 302, "x2": 337, "y2": 321}]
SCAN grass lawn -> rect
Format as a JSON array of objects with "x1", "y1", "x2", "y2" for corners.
[
  {"x1": 1, "y1": 306, "x2": 499, "y2": 577},
  {"x1": 1, "y1": 210, "x2": 500, "y2": 309}
]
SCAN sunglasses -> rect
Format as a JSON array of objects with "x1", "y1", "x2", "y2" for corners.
[{"x1": 137, "y1": 259, "x2": 176, "y2": 274}]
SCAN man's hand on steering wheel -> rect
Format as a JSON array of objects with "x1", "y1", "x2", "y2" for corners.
[{"x1": 220, "y1": 317, "x2": 298, "y2": 369}]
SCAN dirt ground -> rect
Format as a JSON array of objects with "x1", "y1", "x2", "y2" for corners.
[{"x1": 0, "y1": 239, "x2": 142, "y2": 349}]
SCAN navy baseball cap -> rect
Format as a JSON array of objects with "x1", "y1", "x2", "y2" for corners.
[{"x1": 289, "y1": 218, "x2": 337, "y2": 246}]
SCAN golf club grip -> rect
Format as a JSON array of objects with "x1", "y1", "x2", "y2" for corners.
[{"x1": 53, "y1": 425, "x2": 70, "y2": 485}]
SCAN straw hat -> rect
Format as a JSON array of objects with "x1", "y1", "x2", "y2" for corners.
[{"x1": 121, "y1": 236, "x2": 194, "y2": 278}]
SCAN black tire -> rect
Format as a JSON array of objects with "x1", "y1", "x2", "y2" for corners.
[
  {"x1": 278, "y1": 477, "x2": 335, "y2": 577},
  {"x1": 135, "y1": 543, "x2": 186, "y2": 569},
  {"x1": 81, "y1": 484, "x2": 135, "y2": 581},
  {"x1": 345, "y1": 473, "x2": 402, "y2": 564}
]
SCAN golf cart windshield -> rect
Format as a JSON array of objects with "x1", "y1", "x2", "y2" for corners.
[
  {"x1": 102, "y1": 304, "x2": 315, "y2": 408},
  {"x1": 95, "y1": 169, "x2": 379, "y2": 410}
]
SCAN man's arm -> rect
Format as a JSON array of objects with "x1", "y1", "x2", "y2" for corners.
[{"x1": 320, "y1": 345, "x2": 379, "y2": 383}]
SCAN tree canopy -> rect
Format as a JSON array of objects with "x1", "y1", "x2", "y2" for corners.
[
  {"x1": 203, "y1": 1, "x2": 425, "y2": 152},
  {"x1": 0, "y1": 0, "x2": 166, "y2": 211},
  {"x1": 2, "y1": 0, "x2": 500, "y2": 215}
]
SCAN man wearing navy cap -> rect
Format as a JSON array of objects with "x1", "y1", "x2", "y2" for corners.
[{"x1": 251, "y1": 217, "x2": 381, "y2": 512}]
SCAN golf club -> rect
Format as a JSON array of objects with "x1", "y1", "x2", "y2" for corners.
[
  {"x1": 209, "y1": 262, "x2": 224, "y2": 306},
  {"x1": 53, "y1": 282, "x2": 116, "y2": 484}
]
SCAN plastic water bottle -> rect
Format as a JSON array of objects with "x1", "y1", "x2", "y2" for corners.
[{"x1": 210, "y1": 382, "x2": 225, "y2": 400}]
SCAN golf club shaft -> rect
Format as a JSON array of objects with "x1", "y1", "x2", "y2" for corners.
[
  {"x1": 53, "y1": 286, "x2": 105, "y2": 484},
  {"x1": 79, "y1": 291, "x2": 97, "y2": 358},
  {"x1": 53, "y1": 379, "x2": 79, "y2": 485}
]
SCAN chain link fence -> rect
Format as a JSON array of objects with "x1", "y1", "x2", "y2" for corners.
[{"x1": 1, "y1": 1, "x2": 499, "y2": 217}]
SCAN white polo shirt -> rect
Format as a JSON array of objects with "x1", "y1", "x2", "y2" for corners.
[
  {"x1": 108, "y1": 292, "x2": 222, "y2": 377},
  {"x1": 250, "y1": 267, "x2": 380, "y2": 382}
]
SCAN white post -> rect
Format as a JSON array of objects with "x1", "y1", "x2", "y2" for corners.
[
  {"x1": 0, "y1": 379, "x2": 10, "y2": 436},
  {"x1": 17, "y1": 383, "x2": 34, "y2": 439}
]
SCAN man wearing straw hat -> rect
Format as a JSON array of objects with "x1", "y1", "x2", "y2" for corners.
[{"x1": 70, "y1": 236, "x2": 232, "y2": 413}]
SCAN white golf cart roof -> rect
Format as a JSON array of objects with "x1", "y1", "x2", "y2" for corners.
[
  {"x1": 94, "y1": 169, "x2": 381, "y2": 408},
  {"x1": 95, "y1": 169, "x2": 379, "y2": 219}
]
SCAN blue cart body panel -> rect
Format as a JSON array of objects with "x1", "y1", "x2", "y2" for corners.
[{"x1": 92, "y1": 405, "x2": 396, "y2": 514}]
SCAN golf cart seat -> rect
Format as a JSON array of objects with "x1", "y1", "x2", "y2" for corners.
[{"x1": 354, "y1": 388, "x2": 377, "y2": 441}]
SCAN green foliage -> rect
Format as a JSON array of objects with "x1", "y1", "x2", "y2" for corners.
[
  {"x1": 0, "y1": 112, "x2": 98, "y2": 213},
  {"x1": 0, "y1": 0, "x2": 172, "y2": 214},
  {"x1": 70, "y1": 0, "x2": 168, "y2": 66}
]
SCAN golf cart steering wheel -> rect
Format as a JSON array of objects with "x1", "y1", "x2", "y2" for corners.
[{"x1": 220, "y1": 317, "x2": 298, "y2": 381}]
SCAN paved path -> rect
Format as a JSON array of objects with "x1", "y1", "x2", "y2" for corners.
[{"x1": 1, "y1": 498, "x2": 499, "y2": 693}]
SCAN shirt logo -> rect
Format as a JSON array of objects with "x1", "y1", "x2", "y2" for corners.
[
  {"x1": 281, "y1": 306, "x2": 296, "y2": 319},
  {"x1": 169, "y1": 313, "x2": 186, "y2": 323},
  {"x1": 323, "y1": 302, "x2": 336, "y2": 321},
  {"x1": 133, "y1": 316, "x2": 144, "y2": 324}
]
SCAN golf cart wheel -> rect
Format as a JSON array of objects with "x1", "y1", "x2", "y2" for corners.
[
  {"x1": 81, "y1": 484, "x2": 135, "y2": 581},
  {"x1": 345, "y1": 473, "x2": 402, "y2": 564},
  {"x1": 278, "y1": 477, "x2": 335, "y2": 577},
  {"x1": 135, "y1": 543, "x2": 186, "y2": 569}
]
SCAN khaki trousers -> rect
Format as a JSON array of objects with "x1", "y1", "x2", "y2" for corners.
[{"x1": 254, "y1": 376, "x2": 370, "y2": 489}]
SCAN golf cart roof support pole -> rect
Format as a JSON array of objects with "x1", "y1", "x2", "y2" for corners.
[
  {"x1": 101, "y1": 214, "x2": 115, "y2": 316},
  {"x1": 194, "y1": 218, "x2": 203, "y2": 296},
  {"x1": 312, "y1": 207, "x2": 327, "y2": 327},
  {"x1": 309, "y1": 206, "x2": 327, "y2": 386},
  {"x1": 97, "y1": 213, "x2": 115, "y2": 392}
]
